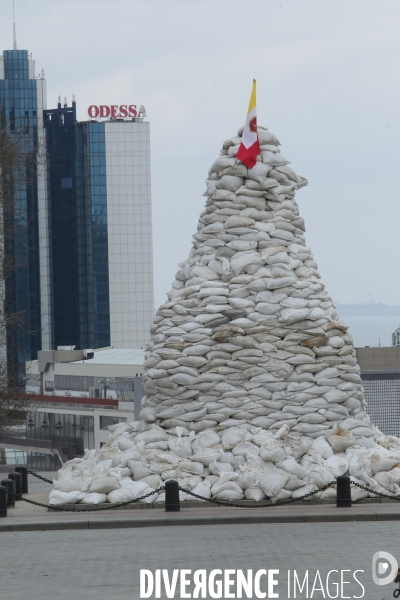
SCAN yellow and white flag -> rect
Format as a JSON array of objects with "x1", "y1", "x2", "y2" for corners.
[{"x1": 237, "y1": 80, "x2": 260, "y2": 169}]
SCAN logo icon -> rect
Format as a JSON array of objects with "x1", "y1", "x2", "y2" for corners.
[
  {"x1": 249, "y1": 116, "x2": 257, "y2": 132},
  {"x1": 372, "y1": 551, "x2": 398, "y2": 586}
]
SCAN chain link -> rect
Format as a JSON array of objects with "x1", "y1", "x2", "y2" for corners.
[
  {"x1": 178, "y1": 481, "x2": 336, "y2": 508},
  {"x1": 350, "y1": 480, "x2": 400, "y2": 502},
  {"x1": 20, "y1": 473, "x2": 400, "y2": 511},
  {"x1": 27, "y1": 471, "x2": 53, "y2": 484},
  {"x1": 17, "y1": 470, "x2": 338, "y2": 511},
  {"x1": 20, "y1": 486, "x2": 166, "y2": 512}
]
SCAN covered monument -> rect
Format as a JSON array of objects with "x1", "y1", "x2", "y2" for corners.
[{"x1": 49, "y1": 121, "x2": 400, "y2": 506}]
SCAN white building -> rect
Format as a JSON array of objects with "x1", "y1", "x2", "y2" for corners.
[{"x1": 25, "y1": 347, "x2": 145, "y2": 453}]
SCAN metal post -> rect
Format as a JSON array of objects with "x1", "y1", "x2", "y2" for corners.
[
  {"x1": 0, "y1": 486, "x2": 7, "y2": 517},
  {"x1": 1, "y1": 480, "x2": 15, "y2": 506},
  {"x1": 165, "y1": 480, "x2": 180, "y2": 512},
  {"x1": 336, "y1": 475, "x2": 352, "y2": 507},
  {"x1": 8, "y1": 472, "x2": 22, "y2": 501},
  {"x1": 15, "y1": 467, "x2": 28, "y2": 494}
]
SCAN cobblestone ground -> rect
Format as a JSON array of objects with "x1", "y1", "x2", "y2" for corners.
[{"x1": 0, "y1": 522, "x2": 398, "y2": 599}]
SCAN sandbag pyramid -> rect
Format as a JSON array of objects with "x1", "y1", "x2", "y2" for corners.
[{"x1": 50, "y1": 125, "x2": 400, "y2": 506}]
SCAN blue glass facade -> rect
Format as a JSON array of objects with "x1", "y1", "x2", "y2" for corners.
[
  {"x1": 83, "y1": 122, "x2": 111, "y2": 349},
  {"x1": 44, "y1": 111, "x2": 110, "y2": 350},
  {"x1": 0, "y1": 50, "x2": 42, "y2": 375}
]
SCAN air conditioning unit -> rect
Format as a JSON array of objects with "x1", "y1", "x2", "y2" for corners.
[{"x1": 84, "y1": 349, "x2": 94, "y2": 359}]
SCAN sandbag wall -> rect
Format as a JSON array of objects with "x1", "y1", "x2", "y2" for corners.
[{"x1": 49, "y1": 125, "x2": 400, "y2": 506}]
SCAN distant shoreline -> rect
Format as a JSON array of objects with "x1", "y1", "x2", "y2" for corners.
[{"x1": 335, "y1": 303, "x2": 400, "y2": 317}]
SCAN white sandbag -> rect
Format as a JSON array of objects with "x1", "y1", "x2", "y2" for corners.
[
  {"x1": 320, "y1": 486, "x2": 336, "y2": 499},
  {"x1": 252, "y1": 430, "x2": 275, "y2": 448},
  {"x1": 192, "y1": 447, "x2": 223, "y2": 466},
  {"x1": 53, "y1": 478, "x2": 85, "y2": 493},
  {"x1": 48, "y1": 490, "x2": 86, "y2": 505},
  {"x1": 107, "y1": 481, "x2": 153, "y2": 504},
  {"x1": 209, "y1": 461, "x2": 234, "y2": 475},
  {"x1": 244, "y1": 485, "x2": 267, "y2": 501},
  {"x1": 232, "y1": 442, "x2": 260, "y2": 457},
  {"x1": 259, "y1": 438, "x2": 287, "y2": 462},
  {"x1": 347, "y1": 450, "x2": 373, "y2": 481},
  {"x1": 286, "y1": 435, "x2": 313, "y2": 459},
  {"x1": 258, "y1": 468, "x2": 290, "y2": 503},
  {"x1": 237, "y1": 470, "x2": 257, "y2": 490},
  {"x1": 128, "y1": 461, "x2": 153, "y2": 480},
  {"x1": 178, "y1": 460, "x2": 205, "y2": 476},
  {"x1": 373, "y1": 471, "x2": 400, "y2": 493},
  {"x1": 291, "y1": 484, "x2": 320, "y2": 500},
  {"x1": 350, "y1": 476, "x2": 369, "y2": 501},
  {"x1": 89, "y1": 475, "x2": 120, "y2": 494},
  {"x1": 119, "y1": 447, "x2": 145, "y2": 467},
  {"x1": 275, "y1": 457, "x2": 308, "y2": 480},
  {"x1": 220, "y1": 427, "x2": 248, "y2": 449},
  {"x1": 168, "y1": 428, "x2": 193, "y2": 458},
  {"x1": 193, "y1": 430, "x2": 220, "y2": 449},
  {"x1": 369, "y1": 452, "x2": 400, "y2": 475},
  {"x1": 212, "y1": 489, "x2": 244, "y2": 501},
  {"x1": 187, "y1": 481, "x2": 211, "y2": 500},
  {"x1": 117, "y1": 438, "x2": 137, "y2": 451},
  {"x1": 80, "y1": 493, "x2": 107, "y2": 505},
  {"x1": 325, "y1": 428, "x2": 356, "y2": 452},
  {"x1": 309, "y1": 437, "x2": 334, "y2": 459},
  {"x1": 135, "y1": 426, "x2": 168, "y2": 444},
  {"x1": 308, "y1": 466, "x2": 335, "y2": 488},
  {"x1": 324, "y1": 455, "x2": 349, "y2": 478},
  {"x1": 139, "y1": 475, "x2": 162, "y2": 488}
]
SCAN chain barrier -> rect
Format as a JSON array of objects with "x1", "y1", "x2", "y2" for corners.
[
  {"x1": 21, "y1": 487, "x2": 166, "y2": 512},
  {"x1": 13, "y1": 473, "x2": 400, "y2": 512},
  {"x1": 350, "y1": 480, "x2": 400, "y2": 502},
  {"x1": 179, "y1": 481, "x2": 337, "y2": 508},
  {"x1": 27, "y1": 471, "x2": 53, "y2": 484},
  {"x1": 15, "y1": 471, "x2": 337, "y2": 511}
]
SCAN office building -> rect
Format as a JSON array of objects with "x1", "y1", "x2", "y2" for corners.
[
  {"x1": 0, "y1": 49, "x2": 47, "y2": 373},
  {"x1": 0, "y1": 42, "x2": 154, "y2": 377},
  {"x1": 43, "y1": 101, "x2": 154, "y2": 351},
  {"x1": 356, "y1": 346, "x2": 400, "y2": 437}
]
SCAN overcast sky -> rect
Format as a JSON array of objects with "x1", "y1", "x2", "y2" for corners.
[{"x1": 1, "y1": 0, "x2": 400, "y2": 309}]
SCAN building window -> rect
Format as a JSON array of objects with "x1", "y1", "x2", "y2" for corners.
[
  {"x1": 61, "y1": 178, "x2": 73, "y2": 189},
  {"x1": 99, "y1": 415, "x2": 127, "y2": 430}
]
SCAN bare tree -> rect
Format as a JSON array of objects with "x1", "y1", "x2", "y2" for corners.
[{"x1": 0, "y1": 123, "x2": 43, "y2": 436}]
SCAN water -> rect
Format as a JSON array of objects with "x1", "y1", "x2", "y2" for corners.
[{"x1": 344, "y1": 316, "x2": 400, "y2": 348}]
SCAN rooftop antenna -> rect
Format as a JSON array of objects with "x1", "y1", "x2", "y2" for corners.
[{"x1": 13, "y1": 0, "x2": 17, "y2": 50}]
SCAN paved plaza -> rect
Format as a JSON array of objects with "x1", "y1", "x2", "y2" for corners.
[{"x1": 0, "y1": 520, "x2": 399, "y2": 600}]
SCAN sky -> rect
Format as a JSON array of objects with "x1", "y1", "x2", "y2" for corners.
[{"x1": 1, "y1": 0, "x2": 400, "y2": 310}]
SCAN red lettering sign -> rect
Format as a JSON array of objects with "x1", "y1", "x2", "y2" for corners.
[
  {"x1": 99, "y1": 105, "x2": 110, "y2": 118},
  {"x1": 87, "y1": 105, "x2": 146, "y2": 119},
  {"x1": 88, "y1": 105, "x2": 100, "y2": 118}
]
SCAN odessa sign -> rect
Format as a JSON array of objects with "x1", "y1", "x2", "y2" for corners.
[{"x1": 87, "y1": 105, "x2": 147, "y2": 119}]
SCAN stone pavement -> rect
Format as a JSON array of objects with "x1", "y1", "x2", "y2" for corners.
[{"x1": 0, "y1": 521, "x2": 398, "y2": 600}]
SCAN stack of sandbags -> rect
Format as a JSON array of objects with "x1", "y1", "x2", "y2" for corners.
[{"x1": 50, "y1": 125, "x2": 400, "y2": 505}]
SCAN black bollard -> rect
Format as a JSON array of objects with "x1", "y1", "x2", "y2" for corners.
[
  {"x1": 1, "y1": 480, "x2": 15, "y2": 506},
  {"x1": 8, "y1": 472, "x2": 22, "y2": 501},
  {"x1": 336, "y1": 475, "x2": 352, "y2": 507},
  {"x1": 15, "y1": 467, "x2": 28, "y2": 494},
  {"x1": 165, "y1": 480, "x2": 180, "y2": 512},
  {"x1": 0, "y1": 486, "x2": 7, "y2": 517}
]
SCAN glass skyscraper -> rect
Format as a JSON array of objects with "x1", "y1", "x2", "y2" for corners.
[{"x1": 0, "y1": 49, "x2": 47, "y2": 375}]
